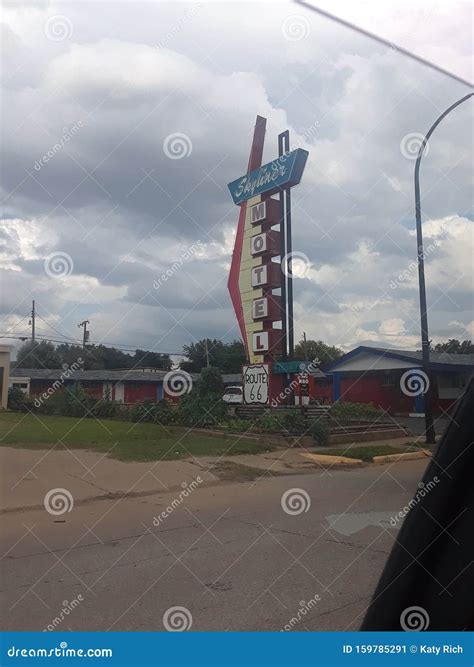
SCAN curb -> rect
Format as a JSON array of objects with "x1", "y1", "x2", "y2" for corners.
[
  {"x1": 300, "y1": 453, "x2": 364, "y2": 466},
  {"x1": 372, "y1": 450, "x2": 432, "y2": 464}
]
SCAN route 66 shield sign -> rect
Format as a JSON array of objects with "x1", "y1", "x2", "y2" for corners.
[{"x1": 242, "y1": 363, "x2": 269, "y2": 405}]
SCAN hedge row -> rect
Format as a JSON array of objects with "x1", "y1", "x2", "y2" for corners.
[{"x1": 7, "y1": 384, "x2": 330, "y2": 445}]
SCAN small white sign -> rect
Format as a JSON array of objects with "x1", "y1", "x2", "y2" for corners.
[
  {"x1": 252, "y1": 330, "x2": 269, "y2": 353},
  {"x1": 243, "y1": 364, "x2": 269, "y2": 404},
  {"x1": 250, "y1": 201, "x2": 266, "y2": 224},
  {"x1": 251, "y1": 264, "x2": 267, "y2": 287},
  {"x1": 252, "y1": 297, "x2": 268, "y2": 319},
  {"x1": 250, "y1": 233, "x2": 267, "y2": 255}
]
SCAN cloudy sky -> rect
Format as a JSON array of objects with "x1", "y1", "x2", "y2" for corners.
[{"x1": 1, "y1": 0, "x2": 473, "y2": 361}]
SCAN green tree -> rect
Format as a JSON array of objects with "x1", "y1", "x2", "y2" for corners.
[
  {"x1": 177, "y1": 366, "x2": 227, "y2": 427},
  {"x1": 434, "y1": 339, "x2": 474, "y2": 354},
  {"x1": 56, "y1": 343, "x2": 86, "y2": 367},
  {"x1": 15, "y1": 340, "x2": 61, "y2": 368},
  {"x1": 198, "y1": 366, "x2": 224, "y2": 395},
  {"x1": 294, "y1": 339, "x2": 343, "y2": 363},
  {"x1": 180, "y1": 339, "x2": 246, "y2": 373},
  {"x1": 132, "y1": 349, "x2": 172, "y2": 370}
]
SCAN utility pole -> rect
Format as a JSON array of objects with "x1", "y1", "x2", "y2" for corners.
[
  {"x1": 204, "y1": 339, "x2": 210, "y2": 367},
  {"x1": 78, "y1": 320, "x2": 90, "y2": 348},
  {"x1": 303, "y1": 331, "x2": 308, "y2": 361},
  {"x1": 414, "y1": 91, "x2": 472, "y2": 445},
  {"x1": 30, "y1": 300, "x2": 35, "y2": 343}
]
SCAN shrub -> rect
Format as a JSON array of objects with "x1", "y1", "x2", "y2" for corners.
[
  {"x1": 175, "y1": 366, "x2": 227, "y2": 428},
  {"x1": 130, "y1": 399, "x2": 176, "y2": 425},
  {"x1": 8, "y1": 386, "x2": 33, "y2": 412},
  {"x1": 63, "y1": 383, "x2": 96, "y2": 417},
  {"x1": 225, "y1": 418, "x2": 253, "y2": 433},
  {"x1": 279, "y1": 410, "x2": 307, "y2": 433},
  {"x1": 131, "y1": 399, "x2": 156, "y2": 423},
  {"x1": 177, "y1": 393, "x2": 227, "y2": 428},
  {"x1": 329, "y1": 401, "x2": 384, "y2": 423},
  {"x1": 93, "y1": 396, "x2": 118, "y2": 419},
  {"x1": 198, "y1": 366, "x2": 224, "y2": 395},
  {"x1": 154, "y1": 398, "x2": 176, "y2": 425},
  {"x1": 254, "y1": 410, "x2": 307, "y2": 434},
  {"x1": 308, "y1": 418, "x2": 330, "y2": 446}
]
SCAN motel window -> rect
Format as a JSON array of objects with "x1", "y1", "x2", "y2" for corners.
[
  {"x1": 316, "y1": 378, "x2": 330, "y2": 387},
  {"x1": 381, "y1": 371, "x2": 395, "y2": 387},
  {"x1": 438, "y1": 374, "x2": 467, "y2": 389}
]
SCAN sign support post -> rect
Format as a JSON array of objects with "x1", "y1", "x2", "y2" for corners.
[{"x1": 227, "y1": 116, "x2": 308, "y2": 407}]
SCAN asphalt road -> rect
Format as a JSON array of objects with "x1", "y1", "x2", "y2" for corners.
[{"x1": 0, "y1": 459, "x2": 429, "y2": 632}]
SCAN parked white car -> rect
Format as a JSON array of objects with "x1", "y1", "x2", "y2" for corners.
[{"x1": 223, "y1": 386, "x2": 243, "y2": 404}]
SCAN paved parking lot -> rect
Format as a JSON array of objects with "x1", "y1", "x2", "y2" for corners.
[{"x1": 0, "y1": 458, "x2": 430, "y2": 631}]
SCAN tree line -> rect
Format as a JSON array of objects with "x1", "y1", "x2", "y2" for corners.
[
  {"x1": 12, "y1": 337, "x2": 473, "y2": 373},
  {"x1": 14, "y1": 340, "x2": 173, "y2": 371}
]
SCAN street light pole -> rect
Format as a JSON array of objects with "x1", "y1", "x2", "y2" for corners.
[{"x1": 414, "y1": 92, "x2": 472, "y2": 445}]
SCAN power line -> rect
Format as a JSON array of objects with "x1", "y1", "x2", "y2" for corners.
[
  {"x1": 295, "y1": 1, "x2": 473, "y2": 88},
  {"x1": 0, "y1": 314, "x2": 31, "y2": 338},
  {"x1": 0, "y1": 333, "x2": 184, "y2": 356},
  {"x1": 36, "y1": 313, "x2": 78, "y2": 344}
]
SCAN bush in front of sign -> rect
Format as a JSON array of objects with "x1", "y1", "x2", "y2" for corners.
[
  {"x1": 8, "y1": 386, "x2": 34, "y2": 412},
  {"x1": 131, "y1": 399, "x2": 175, "y2": 425},
  {"x1": 176, "y1": 366, "x2": 227, "y2": 428},
  {"x1": 225, "y1": 418, "x2": 253, "y2": 433},
  {"x1": 307, "y1": 418, "x2": 330, "y2": 446},
  {"x1": 329, "y1": 401, "x2": 384, "y2": 424},
  {"x1": 255, "y1": 410, "x2": 307, "y2": 435},
  {"x1": 198, "y1": 367, "x2": 225, "y2": 395}
]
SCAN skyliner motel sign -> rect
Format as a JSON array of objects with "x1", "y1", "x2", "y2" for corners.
[{"x1": 227, "y1": 115, "x2": 308, "y2": 405}]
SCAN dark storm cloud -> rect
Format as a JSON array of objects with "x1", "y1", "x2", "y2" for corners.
[{"x1": 1, "y1": 1, "x2": 472, "y2": 353}]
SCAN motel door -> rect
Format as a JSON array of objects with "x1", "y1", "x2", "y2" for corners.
[{"x1": 115, "y1": 381, "x2": 125, "y2": 403}]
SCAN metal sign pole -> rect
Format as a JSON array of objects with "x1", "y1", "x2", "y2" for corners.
[
  {"x1": 278, "y1": 131, "x2": 288, "y2": 361},
  {"x1": 278, "y1": 130, "x2": 294, "y2": 360}
]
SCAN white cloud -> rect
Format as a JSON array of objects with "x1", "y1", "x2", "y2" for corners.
[{"x1": 1, "y1": 1, "x2": 472, "y2": 357}]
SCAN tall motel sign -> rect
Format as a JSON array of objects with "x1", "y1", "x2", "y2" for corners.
[{"x1": 227, "y1": 115, "x2": 309, "y2": 405}]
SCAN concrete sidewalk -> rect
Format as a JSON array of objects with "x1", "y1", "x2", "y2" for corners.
[
  {"x1": 0, "y1": 436, "x2": 424, "y2": 513},
  {"x1": 0, "y1": 447, "x2": 217, "y2": 513}
]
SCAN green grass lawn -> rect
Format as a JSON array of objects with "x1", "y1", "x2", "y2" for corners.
[
  {"x1": 0, "y1": 412, "x2": 268, "y2": 462},
  {"x1": 322, "y1": 444, "x2": 425, "y2": 462}
]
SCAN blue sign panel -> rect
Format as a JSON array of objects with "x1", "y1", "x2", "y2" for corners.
[{"x1": 228, "y1": 148, "x2": 308, "y2": 205}]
